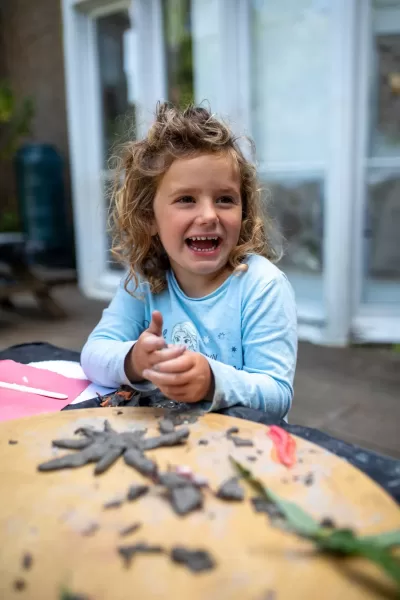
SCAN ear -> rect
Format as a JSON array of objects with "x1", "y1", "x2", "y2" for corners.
[{"x1": 150, "y1": 219, "x2": 158, "y2": 237}]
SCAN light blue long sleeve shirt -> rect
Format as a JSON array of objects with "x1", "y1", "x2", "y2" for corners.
[{"x1": 81, "y1": 254, "x2": 298, "y2": 419}]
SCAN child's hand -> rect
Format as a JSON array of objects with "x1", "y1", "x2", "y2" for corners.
[
  {"x1": 125, "y1": 311, "x2": 185, "y2": 382},
  {"x1": 142, "y1": 351, "x2": 213, "y2": 403}
]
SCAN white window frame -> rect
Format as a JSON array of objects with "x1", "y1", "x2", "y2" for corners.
[
  {"x1": 351, "y1": 0, "x2": 400, "y2": 343},
  {"x1": 63, "y1": 0, "x2": 400, "y2": 344},
  {"x1": 235, "y1": 0, "x2": 358, "y2": 345}
]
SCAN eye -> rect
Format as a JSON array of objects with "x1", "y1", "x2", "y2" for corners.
[
  {"x1": 217, "y1": 195, "x2": 236, "y2": 204},
  {"x1": 176, "y1": 195, "x2": 195, "y2": 204}
]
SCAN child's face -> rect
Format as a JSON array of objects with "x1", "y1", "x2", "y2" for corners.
[{"x1": 152, "y1": 153, "x2": 242, "y2": 293}]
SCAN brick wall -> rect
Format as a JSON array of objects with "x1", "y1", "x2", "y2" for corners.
[{"x1": 0, "y1": 0, "x2": 72, "y2": 232}]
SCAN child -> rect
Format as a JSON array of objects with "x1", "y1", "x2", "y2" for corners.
[{"x1": 81, "y1": 103, "x2": 297, "y2": 419}]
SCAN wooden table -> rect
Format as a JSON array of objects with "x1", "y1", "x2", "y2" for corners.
[
  {"x1": 0, "y1": 408, "x2": 399, "y2": 599},
  {"x1": 0, "y1": 233, "x2": 75, "y2": 317}
]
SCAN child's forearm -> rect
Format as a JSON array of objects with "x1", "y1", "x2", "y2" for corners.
[{"x1": 205, "y1": 358, "x2": 293, "y2": 419}]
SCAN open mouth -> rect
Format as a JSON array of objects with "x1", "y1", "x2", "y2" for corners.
[{"x1": 185, "y1": 236, "x2": 222, "y2": 253}]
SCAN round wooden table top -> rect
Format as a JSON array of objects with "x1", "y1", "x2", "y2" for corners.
[{"x1": 0, "y1": 408, "x2": 399, "y2": 600}]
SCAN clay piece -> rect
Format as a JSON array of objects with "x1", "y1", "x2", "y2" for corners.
[
  {"x1": 119, "y1": 522, "x2": 141, "y2": 537},
  {"x1": 226, "y1": 427, "x2": 253, "y2": 447},
  {"x1": 81, "y1": 522, "x2": 99, "y2": 537},
  {"x1": 22, "y1": 552, "x2": 33, "y2": 570},
  {"x1": 247, "y1": 456, "x2": 257, "y2": 462},
  {"x1": 170, "y1": 546, "x2": 216, "y2": 573},
  {"x1": 250, "y1": 497, "x2": 284, "y2": 520},
  {"x1": 8, "y1": 439, "x2": 18, "y2": 445},
  {"x1": 216, "y1": 477, "x2": 244, "y2": 501},
  {"x1": 304, "y1": 472, "x2": 314, "y2": 487},
  {"x1": 158, "y1": 418, "x2": 175, "y2": 434},
  {"x1": 139, "y1": 427, "x2": 190, "y2": 450},
  {"x1": 229, "y1": 435, "x2": 253, "y2": 447},
  {"x1": 13, "y1": 578, "x2": 26, "y2": 591},
  {"x1": 103, "y1": 498, "x2": 124, "y2": 510},
  {"x1": 198, "y1": 439, "x2": 208, "y2": 445},
  {"x1": 320, "y1": 517, "x2": 336, "y2": 529},
  {"x1": 118, "y1": 543, "x2": 164, "y2": 567},
  {"x1": 226, "y1": 427, "x2": 239, "y2": 438},
  {"x1": 124, "y1": 448, "x2": 157, "y2": 476},
  {"x1": 170, "y1": 485, "x2": 203, "y2": 516},
  {"x1": 37, "y1": 420, "x2": 189, "y2": 476},
  {"x1": 127, "y1": 484, "x2": 149, "y2": 502},
  {"x1": 157, "y1": 472, "x2": 190, "y2": 489}
]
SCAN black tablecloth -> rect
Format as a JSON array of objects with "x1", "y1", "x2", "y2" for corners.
[{"x1": 2, "y1": 341, "x2": 400, "y2": 503}]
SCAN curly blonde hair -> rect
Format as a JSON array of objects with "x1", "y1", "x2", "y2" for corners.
[{"x1": 109, "y1": 102, "x2": 278, "y2": 294}]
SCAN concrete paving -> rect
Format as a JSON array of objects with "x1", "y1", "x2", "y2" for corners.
[{"x1": 1, "y1": 283, "x2": 399, "y2": 459}]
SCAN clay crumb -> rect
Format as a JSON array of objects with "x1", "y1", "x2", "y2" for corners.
[
  {"x1": 119, "y1": 522, "x2": 141, "y2": 537},
  {"x1": 8, "y1": 440, "x2": 18, "y2": 445},
  {"x1": 256, "y1": 449, "x2": 263, "y2": 455},
  {"x1": 81, "y1": 522, "x2": 99, "y2": 537},
  {"x1": 103, "y1": 498, "x2": 124, "y2": 510},
  {"x1": 320, "y1": 517, "x2": 336, "y2": 529},
  {"x1": 230, "y1": 435, "x2": 253, "y2": 448},
  {"x1": 198, "y1": 439, "x2": 208, "y2": 445},
  {"x1": 22, "y1": 552, "x2": 33, "y2": 570},
  {"x1": 226, "y1": 427, "x2": 239, "y2": 438},
  {"x1": 170, "y1": 546, "x2": 216, "y2": 572},
  {"x1": 216, "y1": 477, "x2": 244, "y2": 501},
  {"x1": 247, "y1": 456, "x2": 257, "y2": 462},
  {"x1": 118, "y1": 542, "x2": 164, "y2": 567},
  {"x1": 170, "y1": 485, "x2": 203, "y2": 516},
  {"x1": 126, "y1": 484, "x2": 149, "y2": 502},
  {"x1": 13, "y1": 578, "x2": 26, "y2": 591},
  {"x1": 117, "y1": 410, "x2": 123, "y2": 415},
  {"x1": 304, "y1": 472, "x2": 314, "y2": 486}
]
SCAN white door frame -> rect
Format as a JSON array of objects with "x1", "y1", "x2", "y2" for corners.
[{"x1": 62, "y1": 0, "x2": 166, "y2": 300}]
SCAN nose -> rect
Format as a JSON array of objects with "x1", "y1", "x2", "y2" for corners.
[{"x1": 195, "y1": 199, "x2": 219, "y2": 226}]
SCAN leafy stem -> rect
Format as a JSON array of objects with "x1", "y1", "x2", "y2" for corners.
[{"x1": 230, "y1": 457, "x2": 400, "y2": 588}]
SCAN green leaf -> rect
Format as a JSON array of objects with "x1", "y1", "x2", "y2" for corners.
[
  {"x1": 318, "y1": 531, "x2": 400, "y2": 587},
  {"x1": 231, "y1": 457, "x2": 400, "y2": 589},
  {"x1": 360, "y1": 530, "x2": 400, "y2": 549},
  {"x1": 230, "y1": 457, "x2": 320, "y2": 537}
]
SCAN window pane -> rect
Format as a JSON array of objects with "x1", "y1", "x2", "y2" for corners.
[
  {"x1": 162, "y1": 0, "x2": 194, "y2": 108},
  {"x1": 250, "y1": 0, "x2": 331, "y2": 164},
  {"x1": 369, "y1": 29, "x2": 400, "y2": 157},
  {"x1": 97, "y1": 10, "x2": 135, "y2": 167},
  {"x1": 364, "y1": 1, "x2": 400, "y2": 303},
  {"x1": 263, "y1": 177, "x2": 324, "y2": 274}
]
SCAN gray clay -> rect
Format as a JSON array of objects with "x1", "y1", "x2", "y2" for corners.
[
  {"x1": 119, "y1": 522, "x2": 141, "y2": 537},
  {"x1": 157, "y1": 472, "x2": 189, "y2": 489},
  {"x1": 216, "y1": 477, "x2": 244, "y2": 501},
  {"x1": 139, "y1": 427, "x2": 190, "y2": 451},
  {"x1": 123, "y1": 448, "x2": 157, "y2": 476},
  {"x1": 158, "y1": 418, "x2": 175, "y2": 434},
  {"x1": 126, "y1": 484, "x2": 149, "y2": 502},
  {"x1": 170, "y1": 546, "x2": 216, "y2": 572},
  {"x1": 170, "y1": 485, "x2": 203, "y2": 516},
  {"x1": 229, "y1": 435, "x2": 253, "y2": 447},
  {"x1": 22, "y1": 553, "x2": 32, "y2": 570},
  {"x1": 118, "y1": 543, "x2": 164, "y2": 567}
]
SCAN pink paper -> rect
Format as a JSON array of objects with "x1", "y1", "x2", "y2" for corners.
[{"x1": 0, "y1": 360, "x2": 90, "y2": 422}]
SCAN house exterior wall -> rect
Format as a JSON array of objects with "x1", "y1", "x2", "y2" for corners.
[{"x1": 0, "y1": 0, "x2": 72, "y2": 231}]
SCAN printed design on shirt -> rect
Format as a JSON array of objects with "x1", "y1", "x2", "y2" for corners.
[
  {"x1": 231, "y1": 346, "x2": 237, "y2": 354},
  {"x1": 218, "y1": 332, "x2": 226, "y2": 340},
  {"x1": 163, "y1": 328, "x2": 168, "y2": 339},
  {"x1": 203, "y1": 335, "x2": 210, "y2": 345},
  {"x1": 171, "y1": 321, "x2": 199, "y2": 352}
]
